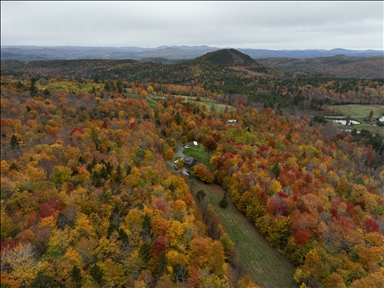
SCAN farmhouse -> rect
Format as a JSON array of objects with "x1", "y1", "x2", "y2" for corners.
[{"x1": 183, "y1": 156, "x2": 197, "y2": 168}]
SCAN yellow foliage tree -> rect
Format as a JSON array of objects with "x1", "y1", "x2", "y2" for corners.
[{"x1": 1, "y1": 243, "x2": 48, "y2": 286}]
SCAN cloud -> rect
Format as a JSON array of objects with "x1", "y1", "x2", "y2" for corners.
[{"x1": 1, "y1": 1, "x2": 383, "y2": 49}]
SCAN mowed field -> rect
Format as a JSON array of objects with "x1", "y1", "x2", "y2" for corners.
[
  {"x1": 188, "y1": 179, "x2": 297, "y2": 288},
  {"x1": 328, "y1": 104, "x2": 384, "y2": 135},
  {"x1": 330, "y1": 104, "x2": 384, "y2": 118},
  {"x1": 178, "y1": 95, "x2": 232, "y2": 112}
]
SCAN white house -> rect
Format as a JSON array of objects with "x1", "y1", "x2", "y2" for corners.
[
  {"x1": 193, "y1": 141, "x2": 198, "y2": 147},
  {"x1": 228, "y1": 119, "x2": 237, "y2": 124}
]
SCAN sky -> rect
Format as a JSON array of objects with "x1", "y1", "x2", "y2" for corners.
[{"x1": 1, "y1": 1, "x2": 383, "y2": 50}]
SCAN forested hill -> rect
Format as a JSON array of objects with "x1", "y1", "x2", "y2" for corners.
[
  {"x1": 1, "y1": 49, "x2": 383, "y2": 108},
  {"x1": 0, "y1": 49, "x2": 287, "y2": 88},
  {"x1": 0, "y1": 49, "x2": 278, "y2": 78},
  {"x1": 190, "y1": 49, "x2": 258, "y2": 67},
  {"x1": 257, "y1": 55, "x2": 384, "y2": 79}
]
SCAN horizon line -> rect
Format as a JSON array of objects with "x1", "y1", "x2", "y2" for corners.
[{"x1": 1, "y1": 45, "x2": 383, "y2": 51}]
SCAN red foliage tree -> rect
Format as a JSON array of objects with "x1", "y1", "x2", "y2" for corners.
[
  {"x1": 152, "y1": 235, "x2": 169, "y2": 257},
  {"x1": 69, "y1": 127, "x2": 84, "y2": 136},
  {"x1": 294, "y1": 229, "x2": 311, "y2": 245},
  {"x1": 152, "y1": 199, "x2": 170, "y2": 214},
  {"x1": 363, "y1": 217, "x2": 379, "y2": 233},
  {"x1": 39, "y1": 203, "x2": 56, "y2": 218}
]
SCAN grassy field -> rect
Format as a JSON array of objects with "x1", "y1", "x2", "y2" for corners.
[
  {"x1": 182, "y1": 142, "x2": 212, "y2": 167},
  {"x1": 327, "y1": 104, "x2": 384, "y2": 135},
  {"x1": 188, "y1": 179, "x2": 297, "y2": 288},
  {"x1": 177, "y1": 95, "x2": 232, "y2": 113},
  {"x1": 330, "y1": 104, "x2": 384, "y2": 118},
  {"x1": 38, "y1": 81, "x2": 105, "y2": 94}
]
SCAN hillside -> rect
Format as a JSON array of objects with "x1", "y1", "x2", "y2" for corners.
[
  {"x1": 257, "y1": 55, "x2": 384, "y2": 79},
  {"x1": 1, "y1": 49, "x2": 383, "y2": 110},
  {"x1": 1, "y1": 74, "x2": 383, "y2": 287},
  {"x1": 191, "y1": 49, "x2": 257, "y2": 67},
  {"x1": 0, "y1": 49, "x2": 286, "y2": 95}
]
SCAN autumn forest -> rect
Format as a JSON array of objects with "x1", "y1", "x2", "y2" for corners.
[{"x1": 1, "y1": 49, "x2": 384, "y2": 288}]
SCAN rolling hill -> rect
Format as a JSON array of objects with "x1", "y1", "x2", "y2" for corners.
[
  {"x1": 191, "y1": 48, "x2": 257, "y2": 66},
  {"x1": 0, "y1": 49, "x2": 285, "y2": 84},
  {"x1": 2, "y1": 48, "x2": 382, "y2": 108},
  {"x1": 257, "y1": 55, "x2": 384, "y2": 79}
]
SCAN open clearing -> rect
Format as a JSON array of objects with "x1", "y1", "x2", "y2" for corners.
[
  {"x1": 327, "y1": 104, "x2": 384, "y2": 135},
  {"x1": 330, "y1": 104, "x2": 384, "y2": 118},
  {"x1": 38, "y1": 81, "x2": 105, "y2": 94},
  {"x1": 182, "y1": 142, "x2": 212, "y2": 167},
  {"x1": 177, "y1": 95, "x2": 232, "y2": 112},
  {"x1": 188, "y1": 179, "x2": 297, "y2": 288}
]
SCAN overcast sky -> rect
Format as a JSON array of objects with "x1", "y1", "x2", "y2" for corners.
[{"x1": 1, "y1": 1, "x2": 383, "y2": 50}]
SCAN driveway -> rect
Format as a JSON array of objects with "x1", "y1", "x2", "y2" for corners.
[{"x1": 175, "y1": 145, "x2": 185, "y2": 158}]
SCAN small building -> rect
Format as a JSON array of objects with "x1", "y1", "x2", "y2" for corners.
[
  {"x1": 228, "y1": 119, "x2": 237, "y2": 124},
  {"x1": 183, "y1": 156, "x2": 197, "y2": 168},
  {"x1": 181, "y1": 170, "x2": 191, "y2": 177},
  {"x1": 193, "y1": 141, "x2": 198, "y2": 147}
]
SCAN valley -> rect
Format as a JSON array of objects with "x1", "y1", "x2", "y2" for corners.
[{"x1": 1, "y1": 48, "x2": 383, "y2": 288}]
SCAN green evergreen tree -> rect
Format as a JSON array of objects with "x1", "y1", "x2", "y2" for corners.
[
  {"x1": 271, "y1": 161, "x2": 282, "y2": 178},
  {"x1": 10, "y1": 134, "x2": 19, "y2": 150},
  {"x1": 43, "y1": 88, "x2": 50, "y2": 98},
  {"x1": 139, "y1": 242, "x2": 152, "y2": 267},
  {"x1": 220, "y1": 192, "x2": 229, "y2": 208},
  {"x1": 153, "y1": 252, "x2": 167, "y2": 280},
  {"x1": 115, "y1": 164, "x2": 123, "y2": 183},
  {"x1": 196, "y1": 190, "x2": 206, "y2": 203},
  {"x1": 174, "y1": 111, "x2": 182, "y2": 125},
  {"x1": 30, "y1": 271, "x2": 57, "y2": 288},
  {"x1": 71, "y1": 265, "x2": 82, "y2": 288},
  {"x1": 29, "y1": 78, "x2": 38, "y2": 97},
  {"x1": 90, "y1": 264, "x2": 103, "y2": 285},
  {"x1": 141, "y1": 214, "x2": 153, "y2": 241}
]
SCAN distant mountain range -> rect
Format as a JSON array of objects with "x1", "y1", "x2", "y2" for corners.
[
  {"x1": 257, "y1": 55, "x2": 384, "y2": 79},
  {"x1": 1, "y1": 45, "x2": 383, "y2": 62}
]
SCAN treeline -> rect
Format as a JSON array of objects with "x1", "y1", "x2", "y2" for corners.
[{"x1": 2, "y1": 58, "x2": 383, "y2": 113}]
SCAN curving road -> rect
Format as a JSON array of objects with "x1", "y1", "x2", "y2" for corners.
[{"x1": 175, "y1": 144, "x2": 186, "y2": 158}]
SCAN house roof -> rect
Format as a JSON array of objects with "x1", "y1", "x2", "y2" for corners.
[{"x1": 183, "y1": 156, "x2": 196, "y2": 165}]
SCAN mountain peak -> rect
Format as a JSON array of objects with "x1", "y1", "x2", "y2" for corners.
[{"x1": 193, "y1": 48, "x2": 257, "y2": 66}]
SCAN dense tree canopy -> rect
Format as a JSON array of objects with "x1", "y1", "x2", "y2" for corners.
[{"x1": 1, "y1": 70, "x2": 383, "y2": 287}]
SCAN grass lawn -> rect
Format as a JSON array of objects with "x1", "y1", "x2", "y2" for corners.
[
  {"x1": 177, "y1": 95, "x2": 232, "y2": 113},
  {"x1": 330, "y1": 104, "x2": 384, "y2": 118},
  {"x1": 182, "y1": 142, "x2": 212, "y2": 167},
  {"x1": 327, "y1": 104, "x2": 384, "y2": 136},
  {"x1": 188, "y1": 179, "x2": 297, "y2": 288}
]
